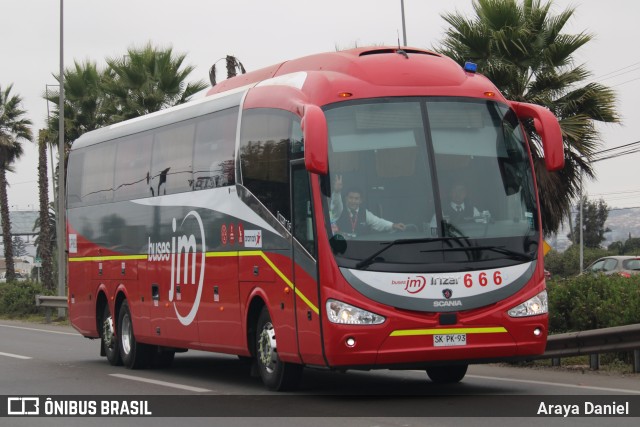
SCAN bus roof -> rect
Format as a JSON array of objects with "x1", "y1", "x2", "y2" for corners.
[{"x1": 208, "y1": 47, "x2": 504, "y2": 106}]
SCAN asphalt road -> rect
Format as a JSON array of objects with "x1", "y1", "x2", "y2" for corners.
[{"x1": 1, "y1": 319, "x2": 639, "y2": 426}]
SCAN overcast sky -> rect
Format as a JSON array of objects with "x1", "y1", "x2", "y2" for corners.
[{"x1": 2, "y1": 0, "x2": 639, "y2": 213}]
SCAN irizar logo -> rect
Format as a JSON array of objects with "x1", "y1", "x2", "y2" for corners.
[{"x1": 147, "y1": 211, "x2": 206, "y2": 326}]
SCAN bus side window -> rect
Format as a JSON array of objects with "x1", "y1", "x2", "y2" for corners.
[
  {"x1": 239, "y1": 108, "x2": 295, "y2": 221},
  {"x1": 150, "y1": 120, "x2": 195, "y2": 196},
  {"x1": 113, "y1": 133, "x2": 153, "y2": 201},
  {"x1": 193, "y1": 107, "x2": 239, "y2": 190},
  {"x1": 67, "y1": 150, "x2": 85, "y2": 208},
  {"x1": 292, "y1": 167, "x2": 315, "y2": 257},
  {"x1": 81, "y1": 142, "x2": 116, "y2": 206}
]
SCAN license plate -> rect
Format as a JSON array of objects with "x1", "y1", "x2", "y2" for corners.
[{"x1": 433, "y1": 334, "x2": 467, "y2": 347}]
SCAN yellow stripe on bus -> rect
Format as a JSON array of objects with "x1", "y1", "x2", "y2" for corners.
[
  {"x1": 238, "y1": 251, "x2": 319, "y2": 315},
  {"x1": 68, "y1": 255, "x2": 147, "y2": 262},
  {"x1": 390, "y1": 327, "x2": 508, "y2": 337},
  {"x1": 68, "y1": 250, "x2": 319, "y2": 315}
]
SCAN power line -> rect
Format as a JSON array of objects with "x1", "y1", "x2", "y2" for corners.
[
  {"x1": 608, "y1": 206, "x2": 640, "y2": 211},
  {"x1": 569, "y1": 205, "x2": 640, "y2": 213},
  {"x1": 581, "y1": 60, "x2": 640, "y2": 89},
  {"x1": 8, "y1": 179, "x2": 38, "y2": 186},
  {"x1": 592, "y1": 147, "x2": 640, "y2": 163},
  {"x1": 610, "y1": 76, "x2": 640, "y2": 88},
  {"x1": 592, "y1": 60, "x2": 640, "y2": 80},
  {"x1": 592, "y1": 140, "x2": 640, "y2": 156},
  {"x1": 590, "y1": 140, "x2": 640, "y2": 163},
  {"x1": 596, "y1": 66, "x2": 640, "y2": 84},
  {"x1": 590, "y1": 189, "x2": 640, "y2": 197}
]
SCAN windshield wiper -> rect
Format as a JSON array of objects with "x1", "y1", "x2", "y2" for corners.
[
  {"x1": 354, "y1": 237, "x2": 461, "y2": 270},
  {"x1": 482, "y1": 246, "x2": 533, "y2": 262},
  {"x1": 420, "y1": 245, "x2": 533, "y2": 262}
]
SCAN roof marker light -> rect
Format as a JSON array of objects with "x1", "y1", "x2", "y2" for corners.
[
  {"x1": 464, "y1": 62, "x2": 478, "y2": 73},
  {"x1": 484, "y1": 91, "x2": 496, "y2": 97},
  {"x1": 338, "y1": 92, "x2": 353, "y2": 98}
]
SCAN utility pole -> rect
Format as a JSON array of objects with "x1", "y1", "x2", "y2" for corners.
[
  {"x1": 579, "y1": 171, "x2": 584, "y2": 272},
  {"x1": 400, "y1": 0, "x2": 407, "y2": 46},
  {"x1": 57, "y1": 0, "x2": 67, "y2": 317}
]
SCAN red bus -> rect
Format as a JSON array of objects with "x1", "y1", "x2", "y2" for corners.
[{"x1": 66, "y1": 47, "x2": 564, "y2": 390}]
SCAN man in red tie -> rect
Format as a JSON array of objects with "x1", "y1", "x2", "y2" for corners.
[
  {"x1": 446, "y1": 183, "x2": 480, "y2": 222},
  {"x1": 330, "y1": 175, "x2": 405, "y2": 237}
]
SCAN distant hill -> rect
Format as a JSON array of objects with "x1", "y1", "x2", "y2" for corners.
[
  {"x1": 548, "y1": 206, "x2": 640, "y2": 252},
  {"x1": 604, "y1": 207, "x2": 640, "y2": 246},
  {"x1": 0, "y1": 211, "x2": 39, "y2": 236}
]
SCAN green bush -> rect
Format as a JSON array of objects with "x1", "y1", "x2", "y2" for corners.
[
  {"x1": 548, "y1": 274, "x2": 640, "y2": 333},
  {"x1": 0, "y1": 280, "x2": 51, "y2": 317},
  {"x1": 544, "y1": 246, "x2": 609, "y2": 278}
]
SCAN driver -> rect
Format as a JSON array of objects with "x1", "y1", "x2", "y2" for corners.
[
  {"x1": 445, "y1": 182, "x2": 481, "y2": 223},
  {"x1": 330, "y1": 175, "x2": 406, "y2": 236}
]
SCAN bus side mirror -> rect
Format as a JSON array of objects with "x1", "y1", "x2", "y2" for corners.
[
  {"x1": 510, "y1": 101, "x2": 564, "y2": 171},
  {"x1": 301, "y1": 105, "x2": 328, "y2": 175}
]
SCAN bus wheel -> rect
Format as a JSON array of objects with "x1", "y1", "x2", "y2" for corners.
[
  {"x1": 255, "y1": 307, "x2": 302, "y2": 391},
  {"x1": 118, "y1": 300, "x2": 151, "y2": 369},
  {"x1": 101, "y1": 304, "x2": 122, "y2": 366},
  {"x1": 426, "y1": 364, "x2": 468, "y2": 384}
]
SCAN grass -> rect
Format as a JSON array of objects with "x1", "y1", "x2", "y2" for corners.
[
  {"x1": 0, "y1": 312, "x2": 70, "y2": 326},
  {"x1": 508, "y1": 354, "x2": 638, "y2": 376}
]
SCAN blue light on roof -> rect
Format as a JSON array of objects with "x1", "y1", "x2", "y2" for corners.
[{"x1": 464, "y1": 62, "x2": 478, "y2": 73}]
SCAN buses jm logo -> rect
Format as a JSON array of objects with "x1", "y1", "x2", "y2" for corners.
[{"x1": 147, "y1": 211, "x2": 206, "y2": 326}]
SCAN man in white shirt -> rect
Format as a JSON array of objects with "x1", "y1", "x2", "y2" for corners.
[
  {"x1": 330, "y1": 175, "x2": 406, "y2": 237},
  {"x1": 445, "y1": 183, "x2": 481, "y2": 222}
]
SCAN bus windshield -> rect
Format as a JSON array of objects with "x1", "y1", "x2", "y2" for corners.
[{"x1": 322, "y1": 98, "x2": 539, "y2": 273}]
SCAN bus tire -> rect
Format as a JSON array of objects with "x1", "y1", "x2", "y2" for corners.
[
  {"x1": 426, "y1": 364, "x2": 468, "y2": 384},
  {"x1": 255, "y1": 307, "x2": 303, "y2": 391},
  {"x1": 101, "y1": 304, "x2": 122, "y2": 366},
  {"x1": 118, "y1": 300, "x2": 151, "y2": 369}
]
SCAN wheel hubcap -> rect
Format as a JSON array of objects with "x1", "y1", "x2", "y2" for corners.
[
  {"x1": 103, "y1": 315, "x2": 114, "y2": 348},
  {"x1": 121, "y1": 313, "x2": 132, "y2": 355},
  {"x1": 258, "y1": 321, "x2": 277, "y2": 373}
]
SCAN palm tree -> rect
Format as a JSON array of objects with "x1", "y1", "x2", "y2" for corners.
[
  {"x1": 0, "y1": 84, "x2": 32, "y2": 282},
  {"x1": 45, "y1": 60, "x2": 109, "y2": 156},
  {"x1": 36, "y1": 129, "x2": 54, "y2": 290},
  {"x1": 435, "y1": 0, "x2": 619, "y2": 235},
  {"x1": 209, "y1": 55, "x2": 246, "y2": 86},
  {"x1": 102, "y1": 43, "x2": 208, "y2": 122},
  {"x1": 33, "y1": 202, "x2": 57, "y2": 246}
]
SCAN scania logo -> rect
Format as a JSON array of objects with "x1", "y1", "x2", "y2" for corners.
[
  {"x1": 442, "y1": 288, "x2": 453, "y2": 299},
  {"x1": 147, "y1": 210, "x2": 205, "y2": 326},
  {"x1": 433, "y1": 300, "x2": 463, "y2": 307}
]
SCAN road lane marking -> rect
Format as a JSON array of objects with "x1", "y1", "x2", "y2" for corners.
[
  {"x1": 0, "y1": 351, "x2": 32, "y2": 360},
  {"x1": 467, "y1": 374, "x2": 640, "y2": 394},
  {"x1": 0, "y1": 324, "x2": 79, "y2": 336},
  {"x1": 110, "y1": 373, "x2": 212, "y2": 392}
]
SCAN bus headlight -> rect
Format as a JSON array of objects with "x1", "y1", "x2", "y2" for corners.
[
  {"x1": 326, "y1": 299, "x2": 385, "y2": 325},
  {"x1": 508, "y1": 290, "x2": 548, "y2": 318}
]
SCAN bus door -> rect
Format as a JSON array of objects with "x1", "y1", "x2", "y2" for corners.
[{"x1": 290, "y1": 161, "x2": 324, "y2": 365}]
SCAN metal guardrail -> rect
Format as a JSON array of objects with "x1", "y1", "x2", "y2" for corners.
[
  {"x1": 35, "y1": 295, "x2": 68, "y2": 323},
  {"x1": 534, "y1": 323, "x2": 640, "y2": 373}
]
